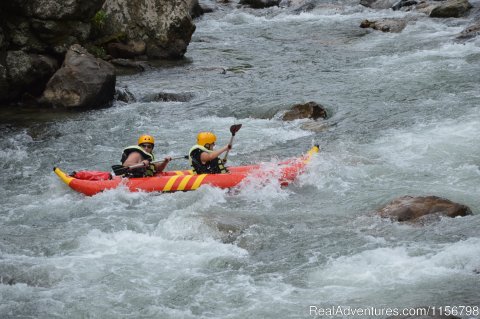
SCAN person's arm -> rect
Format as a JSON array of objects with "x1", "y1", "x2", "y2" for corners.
[
  {"x1": 123, "y1": 152, "x2": 148, "y2": 167},
  {"x1": 153, "y1": 157, "x2": 172, "y2": 173},
  {"x1": 200, "y1": 144, "x2": 231, "y2": 163}
]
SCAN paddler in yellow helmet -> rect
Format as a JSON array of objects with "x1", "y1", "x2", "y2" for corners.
[
  {"x1": 189, "y1": 132, "x2": 231, "y2": 174},
  {"x1": 121, "y1": 135, "x2": 171, "y2": 177}
]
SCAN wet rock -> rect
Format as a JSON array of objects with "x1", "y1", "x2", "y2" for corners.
[
  {"x1": 377, "y1": 195, "x2": 472, "y2": 222},
  {"x1": 282, "y1": 101, "x2": 328, "y2": 121},
  {"x1": 0, "y1": 64, "x2": 8, "y2": 102},
  {"x1": 41, "y1": 44, "x2": 116, "y2": 108},
  {"x1": 115, "y1": 87, "x2": 136, "y2": 103},
  {"x1": 187, "y1": 0, "x2": 206, "y2": 18},
  {"x1": 392, "y1": 0, "x2": 418, "y2": 10},
  {"x1": 360, "y1": 19, "x2": 408, "y2": 33},
  {"x1": 360, "y1": 0, "x2": 398, "y2": 9},
  {"x1": 107, "y1": 40, "x2": 146, "y2": 59},
  {"x1": 141, "y1": 92, "x2": 194, "y2": 102},
  {"x1": 430, "y1": 0, "x2": 472, "y2": 18},
  {"x1": 101, "y1": 0, "x2": 196, "y2": 59},
  {"x1": 110, "y1": 59, "x2": 150, "y2": 73},
  {"x1": 240, "y1": 0, "x2": 282, "y2": 8},
  {"x1": 456, "y1": 19, "x2": 480, "y2": 41}
]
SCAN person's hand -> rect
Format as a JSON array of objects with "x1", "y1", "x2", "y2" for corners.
[
  {"x1": 142, "y1": 160, "x2": 150, "y2": 167},
  {"x1": 227, "y1": 144, "x2": 232, "y2": 150},
  {"x1": 164, "y1": 156, "x2": 172, "y2": 163}
]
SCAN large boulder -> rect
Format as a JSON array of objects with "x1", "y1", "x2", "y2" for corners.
[
  {"x1": 41, "y1": 44, "x2": 115, "y2": 108},
  {"x1": 101, "y1": 0, "x2": 196, "y2": 59},
  {"x1": 377, "y1": 195, "x2": 472, "y2": 222},
  {"x1": 430, "y1": 0, "x2": 472, "y2": 18}
]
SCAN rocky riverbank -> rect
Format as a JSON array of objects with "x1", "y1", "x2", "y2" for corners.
[{"x1": 0, "y1": 0, "x2": 198, "y2": 108}]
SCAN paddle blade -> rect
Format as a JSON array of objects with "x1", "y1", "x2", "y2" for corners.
[{"x1": 230, "y1": 124, "x2": 242, "y2": 136}]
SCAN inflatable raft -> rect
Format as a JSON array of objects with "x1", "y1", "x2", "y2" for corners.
[{"x1": 54, "y1": 145, "x2": 319, "y2": 196}]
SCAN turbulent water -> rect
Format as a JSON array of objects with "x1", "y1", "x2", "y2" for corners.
[{"x1": 1, "y1": 0, "x2": 480, "y2": 318}]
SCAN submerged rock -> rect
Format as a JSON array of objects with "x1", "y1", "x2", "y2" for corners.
[
  {"x1": 141, "y1": 92, "x2": 194, "y2": 102},
  {"x1": 203, "y1": 214, "x2": 256, "y2": 244},
  {"x1": 456, "y1": 19, "x2": 480, "y2": 41},
  {"x1": 377, "y1": 195, "x2": 472, "y2": 222},
  {"x1": 360, "y1": 19, "x2": 408, "y2": 33},
  {"x1": 41, "y1": 44, "x2": 116, "y2": 108}
]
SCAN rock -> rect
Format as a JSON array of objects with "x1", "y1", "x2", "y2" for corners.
[
  {"x1": 392, "y1": 0, "x2": 418, "y2": 10},
  {"x1": 110, "y1": 58, "x2": 150, "y2": 73},
  {"x1": 5, "y1": 51, "x2": 58, "y2": 101},
  {"x1": 114, "y1": 87, "x2": 136, "y2": 103},
  {"x1": 0, "y1": 64, "x2": 8, "y2": 102},
  {"x1": 141, "y1": 92, "x2": 194, "y2": 102},
  {"x1": 240, "y1": 0, "x2": 282, "y2": 8},
  {"x1": 377, "y1": 195, "x2": 472, "y2": 222},
  {"x1": 1, "y1": 0, "x2": 104, "y2": 21},
  {"x1": 360, "y1": 0, "x2": 398, "y2": 9},
  {"x1": 186, "y1": 0, "x2": 205, "y2": 18},
  {"x1": 41, "y1": 44, "x2": 116, "y2": 108},
  {"x1": 101, "y1": 0, "x2": 196, "y2": 59},
  {"x1": 282, "y1": 101, "x2": 328, "y2": 121},
  {"x1": 430, "y1": 0, "x2": 472, "y2": 18},
  {"x1": 360, "y1": 19, "x2": 408, "y2": 33},
  {"x1": 106, "y1": 40, "x2": 146, "y2": 59},
  {"x1": 456, "y1": 19, "x2": 480, "y2": 41}
]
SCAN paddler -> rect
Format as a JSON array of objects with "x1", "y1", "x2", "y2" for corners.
[
  {"x1": 188, "y1": 132, "x2": 231, "y2": 174},
  {"x1": 121, "y1": 135, "x2": 171, "y2": 177}
]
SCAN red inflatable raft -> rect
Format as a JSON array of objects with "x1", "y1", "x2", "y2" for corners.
[{"x1": 54, "y1": 145, "x2": 319, "y2": 196}]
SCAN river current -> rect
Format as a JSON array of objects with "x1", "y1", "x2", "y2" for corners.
[{"x1": 1, "y1": 0, "x2": 479, "y2": 318}]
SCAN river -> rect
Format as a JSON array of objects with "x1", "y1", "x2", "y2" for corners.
[{"x1": 1, "y1": 0, "x2": 479, "y2": 318}]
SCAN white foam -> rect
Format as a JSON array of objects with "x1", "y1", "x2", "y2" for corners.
[{"x1": 310, "y1": 237, "x2": 480, "y2": 288}]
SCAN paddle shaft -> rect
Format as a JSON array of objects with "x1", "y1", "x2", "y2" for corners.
[{"x1": 223, "y1": 124, "x2": 242, "y2": 162}]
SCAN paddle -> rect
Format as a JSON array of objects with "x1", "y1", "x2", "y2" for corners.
[
  {"x1": 112, "y1": 155, "x2": 188, "y2": 176},
  {"x1": 223, "y1": 124, "x2": 242, "y2": 163}
]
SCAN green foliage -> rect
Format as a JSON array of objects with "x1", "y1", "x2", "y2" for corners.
[
  {"x1": 86, "y1": 45, "x2": 107, "y2": 59},
  {"x1": 92, "y1": 10, "x2": 107, "y2": 30}
]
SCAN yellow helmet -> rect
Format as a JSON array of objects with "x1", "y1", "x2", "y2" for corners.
[
  {"x1": 197, "y1": 132, "x2": 216, "y2": 146},
  {"x1": 138, "y1": 134, "x2": 155, "y2": 145}
]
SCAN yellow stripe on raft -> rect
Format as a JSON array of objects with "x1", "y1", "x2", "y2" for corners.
[
  {"x1": 304, "y1": 145, "x2": 319, "y2": 163},
  {"x1": 191, "y1": 174, "x2": 207, "y2": 190},
  {"x1": 163, "y1": 175, "x2": 180, "y2": 191},
  {"x1": 174, "y1": 171, "x2": 185, "y2": 175},
  {"x1": 53, "y1": 167, "x2": 74, "y2": 186},
  {"x1": 177, "y1": 175, "x2": 193, "y2": 191}
]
